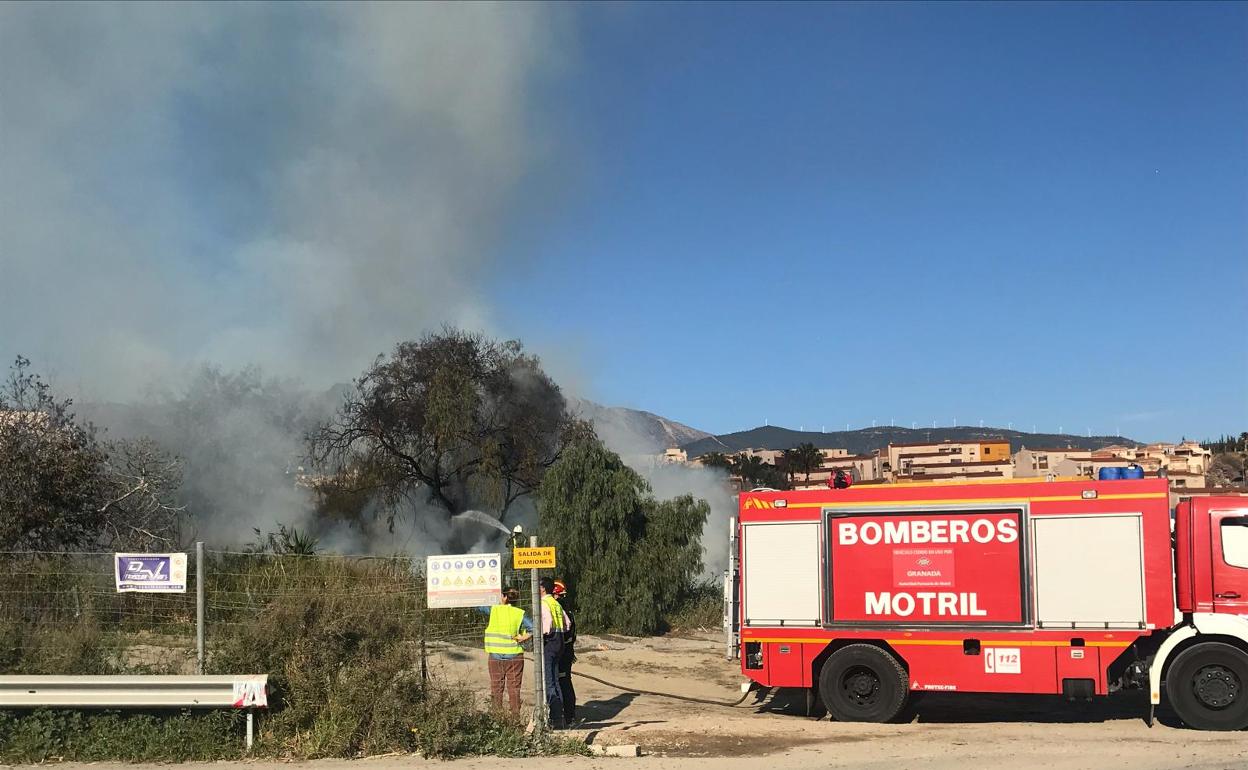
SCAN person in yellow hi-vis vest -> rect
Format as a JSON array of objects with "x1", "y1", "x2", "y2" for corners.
[
  {"x1": 478, "y1": 587, "x2": 534, "y2": 715},
  {"x1": 538, "y1": 577, "x2": 567, "y2": 728}
]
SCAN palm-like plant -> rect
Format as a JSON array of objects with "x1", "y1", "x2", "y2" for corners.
[
  {"x1": 793, "y1": 442, "x2": 824, "y2": 482},
  {"x1": 731, "y1": 455, "x2": 772, "y2": 488},
  {"x1": 779, "y1": 449, "x2": 798, "y2": 484},
  {"x1": 698, "y1": 452, "x2": 732, "y2": 471}
]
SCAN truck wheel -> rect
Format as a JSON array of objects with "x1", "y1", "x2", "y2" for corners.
[
  {"x1": 1164, "y1": 641, "x2": 1248, "y2": 731},
  {"x1": 818, "y1": 643, "x2": 909, "y2": 723}
]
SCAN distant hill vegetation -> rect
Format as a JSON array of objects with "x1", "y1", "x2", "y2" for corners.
[{"x1": 679, "y1": 425, "x2": 1140, "y2": 458}]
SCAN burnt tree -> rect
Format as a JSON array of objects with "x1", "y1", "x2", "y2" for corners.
[{"x1": 310, "y1": 329, "x2": 574, "y2": 524}]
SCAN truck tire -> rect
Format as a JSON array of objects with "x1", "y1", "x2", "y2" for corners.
[
  {"x1": 818, "y1": 643, "x2": 909, "y2": 723},
  {"x1": 1164, "y1": 641, "x2": 1248, "y2": 731}
]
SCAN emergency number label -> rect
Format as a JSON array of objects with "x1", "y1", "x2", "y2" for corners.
[{"x1": 985, "y1": 647, "x2": 1021, "y2": 674}]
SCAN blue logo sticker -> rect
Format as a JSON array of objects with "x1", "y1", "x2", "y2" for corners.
[
  {"x1": 454, "y1": 561, "x2": 463, "y2": 570},
  {"x1": 443, "y1": 561, "x2": 451, "y2": 570},
  {"x1": 477, "y1": 559, "x2": 486, "y2": 569},
  {"x1": 489, "y1": 559, "x2": 498, "y2": 568},
  {"x1": 430, "y1": 561, "x2": 440, "y2": 571}
]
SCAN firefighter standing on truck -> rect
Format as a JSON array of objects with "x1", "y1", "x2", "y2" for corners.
[
  {"x1": 552, "y1": 579, "x2": 577, "y2": 724},
  {"x1": 538, "y1": 577, "x2": 567, "y2": 728}
]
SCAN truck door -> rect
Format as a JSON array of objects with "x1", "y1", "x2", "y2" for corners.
[{"x1": 1211, "y1": 508, "x2": 1248, "y2": 617}]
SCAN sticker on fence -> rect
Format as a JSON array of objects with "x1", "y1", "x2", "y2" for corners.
[
  {"x1": 232, "y1": 678, "x2": 268, "y2": 708},
  {"x1": 426, "y1": 552, "x2": 502, "y2": 608},
  {"x1": 114, "y1": 553, "x2": 188, "y2": 593}
]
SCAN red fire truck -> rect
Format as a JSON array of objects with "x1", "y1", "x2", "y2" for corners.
[{"x1": 731, "y1": 477, "x2": 1248, "y2": 730}]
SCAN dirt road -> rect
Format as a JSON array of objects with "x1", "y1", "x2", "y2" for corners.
[
  {"x1": 33, "y1": 632, "x2": 1246, "y2": 770},
  {"x1": 434, "y1": 631, "x2": 1245, "y2": 769}
]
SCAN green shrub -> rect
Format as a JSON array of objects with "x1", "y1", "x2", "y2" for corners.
[
  {"x1": 664, "y1": 578, "x2": 723, "y2": 632},
  {"x1": 0, "y1": 553, "x2": 585, "y2": 760},
  {"x1": 0, "y1": 710, "x2": 243, "y2": 763},
  {"x1": 539, "y1": 436, "x2": 709, "y2": 635}
]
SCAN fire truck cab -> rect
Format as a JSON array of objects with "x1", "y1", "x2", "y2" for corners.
[{"x1": 731, "y1": 478, "x2": 1248, "y2": 730}]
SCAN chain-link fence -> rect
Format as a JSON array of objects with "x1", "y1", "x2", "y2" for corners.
[{"x1": 0, "y1": 547, "x2": 536, "y2": 678}]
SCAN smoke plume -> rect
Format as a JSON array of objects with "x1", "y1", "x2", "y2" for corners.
[
  {"x1": 3, "y1": 4, "x2": 731, "y2": 565},
  {"x1": 2, "y1": 4, "x2": 570, "y2": 550},
  {"x1": 0, "y1": 2, "x2": 565, "y2": 397}
]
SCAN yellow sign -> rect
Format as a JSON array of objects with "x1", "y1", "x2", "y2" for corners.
[{"x1": 513, "y1": 546, "x2": 556, "y2": 569}]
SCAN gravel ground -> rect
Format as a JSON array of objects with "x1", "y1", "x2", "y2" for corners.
[{"x1": 18, "y1": 632, "x2": 1246, "y2": 770}]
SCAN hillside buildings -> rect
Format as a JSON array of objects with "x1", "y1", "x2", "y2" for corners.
[
  {"x1": 790, "y1": 449, "x2": 882, "y2": 490},
  {"x1": 884, "y1": 440, "x2": 1013, "y2": 483},
  {"x1": 677, "y1": 438, "x2": 1224, "y2": 494}
]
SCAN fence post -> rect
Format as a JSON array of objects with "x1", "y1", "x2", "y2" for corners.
[
  {"x1": 420, "y1": 624, "x2": 428, "y2": 689},
  {"x1": 196, "y1": 541, "x2": 205, "y2": 675},
  {"x1": 529, "y1": 535, "x2": 546, "y2": 735}
]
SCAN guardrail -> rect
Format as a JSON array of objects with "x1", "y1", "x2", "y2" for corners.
[{"x1": 0, "y1": 675, "x2": 268, "y2": 749}]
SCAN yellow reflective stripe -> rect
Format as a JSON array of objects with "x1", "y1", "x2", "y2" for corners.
[
  {"x1": 742, "y1": 637, "x2": 1132, "y2": 648},
  {"x1": 885, "y1": 639, "x2": 1132, "y2": 648},
  {"x1": 785, "y1": 492, "x2": 1167, "y2": 509}
]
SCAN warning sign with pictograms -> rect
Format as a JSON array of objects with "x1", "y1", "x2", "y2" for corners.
[{"x1": 426, "y1": 552, "x2": 501, "y2": 609}]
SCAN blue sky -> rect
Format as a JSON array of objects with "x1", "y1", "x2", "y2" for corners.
[
  {"x1": 1, "y1": 2, "x2": 1244, "y2": 445},
  {"x1": 493, "y1": 2, "x2": 1248, "y2": 441}
]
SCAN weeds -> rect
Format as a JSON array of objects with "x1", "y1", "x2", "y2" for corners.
[
  {"x1": 0, "y1": 553, "x2": 594, "y2": 760},
  {"x1": 0, "y1": 710, "x2": 244, "y2": 763},
  {"x1": 663, "y1": 578, "x2": 723, "y2": 633}
]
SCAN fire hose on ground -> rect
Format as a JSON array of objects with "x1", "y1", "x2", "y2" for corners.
[{"x1": 521, "y1": 654, "x2": 756, "y2": 708}]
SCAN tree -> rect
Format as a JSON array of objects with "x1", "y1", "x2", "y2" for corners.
[
  {"x1": 539, "y1": 435, "x2": 709, "y2": 635},
  {"x1": 1207, "y1": 454, "x2": 1246, "y2": 487},
  {"x1": 310, "y1": 329, "x2": 572, "y2": 523},
  {"x1": 697, "y1": 452, "x2": 732, "y2": 471},
  {"x1": 792, "y1": 442, "x2": 824, "y2": 482},
  {"x1": 779, "y1": 448, "x2": 798, "y2": 484},
  {"x1": 0, "y1": 357, "x2": 186, "y2": 551},
  {"x1": 97, "y1": 437, "x2": 187, "y2": 550},
  {"x1": 731, "y1": 455, "x2": 769, "y2": 488},
  {"x1": 0, "y1": 357, "x2": 108, "y2": 550},
  {"x1": 730, "y1": 454, "x2": 789, "y2": 490}
]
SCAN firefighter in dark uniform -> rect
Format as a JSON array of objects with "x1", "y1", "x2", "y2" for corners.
[{"x1": 552, "y1": 579, "x2": 577, "y2": 724}]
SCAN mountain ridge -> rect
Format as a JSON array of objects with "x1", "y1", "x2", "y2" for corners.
[
  {"x1": 679, "y1": 425, "x2": 1140, "y2": 458},
  {"x1": 568, "y1": 397, "x2": 712, "y2": 454}
]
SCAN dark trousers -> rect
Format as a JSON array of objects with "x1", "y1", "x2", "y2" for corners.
[
  {"x1": 558, "y1": 645, "x2": 577, "y2": 721},
  {"x1": 487, "y1": 656, "x2": 524, "y2": 716},
  {"x1": 542, "y1": 642, "x2": 564, "y2": 726}
]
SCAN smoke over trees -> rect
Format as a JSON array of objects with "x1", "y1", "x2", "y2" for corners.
[
  {"x1": 0, "y1": 357, "x2": 185, "y2": 550},
  {"x1": 309, "y1": 329, "x2": 578, "y2": 527}
]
